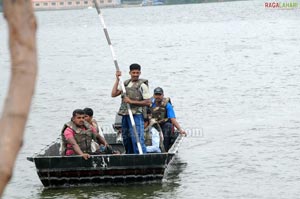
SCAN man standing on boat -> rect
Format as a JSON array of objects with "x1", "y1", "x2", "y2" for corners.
[
  {"x1": 111, "y1": 63, "x2": 150, "y2": 154},
  {"x1": 151, "y1": 87, "x2": 186, "y2": 151}
]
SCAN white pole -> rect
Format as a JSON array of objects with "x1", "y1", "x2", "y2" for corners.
[{"x1": 93, "y1": 0, "x2": 143, "y2": 154}]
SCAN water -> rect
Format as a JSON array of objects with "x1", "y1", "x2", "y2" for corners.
[{"x1": 1, "y1": 1, "x2": 300, "y2": 198}]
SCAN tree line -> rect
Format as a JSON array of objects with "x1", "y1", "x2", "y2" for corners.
[
  {"x1": 122, "y1": 0, "x2": 239, "y2": 4},
  {"x1": 0, "y1": 0, "x2": 240, "y2": 7},
  {"x1": 165, "y1": 0, "x2": 240, "y2": 4}
]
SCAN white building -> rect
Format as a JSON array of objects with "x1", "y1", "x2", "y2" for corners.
[{"x1": 32, "y1": 0, "x2": 120, "y2": 10}]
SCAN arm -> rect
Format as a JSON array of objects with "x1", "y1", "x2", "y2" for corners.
[
  {"x1": 96, "y1": 133, "x2": 108, "y2": 146},
  {"x1": 123, "y1": 82, "x2": 151, "y2": 106},
  {"x1": 170, "y1": 118, "x2": 186, "y2": 135},
  {"x1": 111, "y1": 71, "x2": 122, "y2": 97},
  {"x1": 90, "y1": 125, "x2": 108, "y2": 146},
  {"x1": 123, "y1": 98, "x2": 151, "y2": 107},
  {"x1": 167, "y1": 103, "x2": 187, "y2": 135},
  {"x1": 66, "y1": 137, "x2": 90, "y2": 160}
]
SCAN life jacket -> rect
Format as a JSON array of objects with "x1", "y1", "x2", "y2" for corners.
[
  {"x1": 144, "y1": 119, "x2": 165, "y2": 152},
  {"x1": 60, "y1": 121, "x2": 96, "y2": 155},
  {"x1": 91, "y1": 118, "x2": 100, "y2": 133},
  {"x1": 118, "y1": 79, "x2": 149, "y2": 116},
  {"x1": 151, "y1": 97, "x2": 171, "y2": 124}
]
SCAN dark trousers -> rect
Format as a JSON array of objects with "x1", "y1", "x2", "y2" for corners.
[{"x1": 160, "y1": 122, "x2": 173, "y2": 151}]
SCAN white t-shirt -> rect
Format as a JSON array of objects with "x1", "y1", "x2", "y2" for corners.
[{"x1": 146, "y1": 127, "x2": 161, "y2": 153}]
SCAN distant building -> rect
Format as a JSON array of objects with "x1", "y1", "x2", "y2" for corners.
[
  {"x1": 142, "y1": 0, "x2": 165, "y2": 6},
  {"x1": 32, "y1": 0, "x2": 120, "y2": 10}
]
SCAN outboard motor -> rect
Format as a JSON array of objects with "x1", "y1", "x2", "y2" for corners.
[{"x1": 112, "y1": 113, "x2": 122, "y2": 143}]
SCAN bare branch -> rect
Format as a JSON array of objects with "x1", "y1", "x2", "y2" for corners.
[{"x1": 0, "y1": 0, "x2": 37, "y2": 196}]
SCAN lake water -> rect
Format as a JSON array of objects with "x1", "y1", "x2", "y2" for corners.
[{"x1": 1, "y1": 1, "x2": 300, "y2": 198}]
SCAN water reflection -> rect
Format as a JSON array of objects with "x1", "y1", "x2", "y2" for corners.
[
  {"x1": 40, "y1": 184, "x2": 162, "y2": 199},
  {"x1": 164, "y1": 156, "x2": 188, "y2": 183}
]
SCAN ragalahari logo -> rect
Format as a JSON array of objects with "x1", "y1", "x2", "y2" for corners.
[{"x1": 265, "y1": 1, "x2": 299, "y2": 9}]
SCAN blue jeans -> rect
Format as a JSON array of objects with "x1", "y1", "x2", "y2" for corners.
[{"x1": 121, "y1": 114, "x2": 147, "y2": 154}]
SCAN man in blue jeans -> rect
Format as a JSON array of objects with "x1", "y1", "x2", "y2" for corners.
[{"x1": 111, "y1": 63, "x2": 150, "y2": 154}]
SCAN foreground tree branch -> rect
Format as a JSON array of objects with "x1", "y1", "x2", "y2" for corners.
[{"x1": 0, "y1": 0, "x2": 37, "y2": 196}]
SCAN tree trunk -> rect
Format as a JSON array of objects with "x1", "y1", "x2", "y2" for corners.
[{"x1": 0, "y1": 0, "x2": 37, "y2": 197}]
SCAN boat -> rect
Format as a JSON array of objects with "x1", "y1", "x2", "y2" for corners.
[
  {"x1": 27, "y1": 118, "x2": 184, "y2": 188},
  {"x1": 141, "y1": 0, "x2": 165, "y2": 6},
  {"x1": 152, "y1": 0, "x2": 165, "y2": 6}
]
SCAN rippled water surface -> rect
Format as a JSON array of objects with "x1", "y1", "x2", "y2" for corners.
[{"x1": 1, "y1": 1, "x2": 300, "y2": 198}]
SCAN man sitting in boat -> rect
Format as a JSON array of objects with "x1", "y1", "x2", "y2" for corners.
[
  {"x1": 61, "y1": 109, "x2": 108, "y2": 159},
  {"x1": 144, "y1": 117, "x2": 165, "y2": 153},
  {"x1": 151, "y1": 87, "x2": 186, "y2": 151},
  {"x1": 83, "y1": 107, "x2": 118, "y2": 154},
  {"x1": 83, "y1": 107, "x2": 105, "y2": 138}
]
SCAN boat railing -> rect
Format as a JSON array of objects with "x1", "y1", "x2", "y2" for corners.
[
  {"x1": 167, "y1": 134, "x2": 184, "y2": 155},
  {"x1": 27, "y1": 137, "x2": 61, "y2": 162}
]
